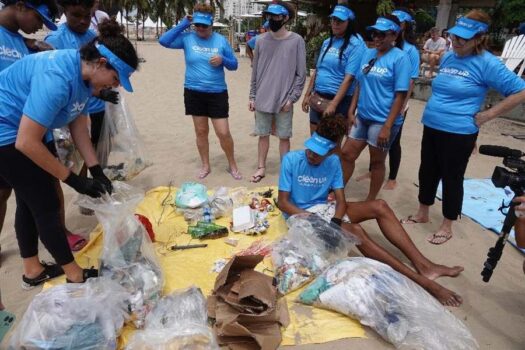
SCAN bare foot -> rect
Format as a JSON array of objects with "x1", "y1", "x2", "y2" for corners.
[
  {"x1": 355, "y1": 172, "x2": 371, "y2": 182},
  {"x1": 383, "y1": 179, "x2": 397, "y2": 190},
  {"x1": 427, "y1": 281, "x2": 463, "y2": 307},
  {"x1": 400, "y1": 214, "x2": 429, "y2": 224},
  {"x1": 418, "y1": 263, "x2": 464, "y2": 281}
]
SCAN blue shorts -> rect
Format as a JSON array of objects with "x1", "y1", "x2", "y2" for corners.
[
  {"x1": 349, "y1": 115, "x2": 401, "y2": 151},
  {"x1": 309, "y1": 93, "x2": 352, "y2": 125}
]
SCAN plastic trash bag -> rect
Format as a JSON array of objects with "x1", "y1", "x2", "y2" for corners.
[
  {"x1": 298, "y1": 258, "x2": 479, "y2": 350},
  {"x1": 175, "y1": 182, "x2": 208, "y2": 209},
  {"x1": 76, "y1": 182, "x2": 163, "y2": 329},
  {"x1": 179, "y1": 187, "x2": 233, "y2": 223},
  {"x1": 126, "y1": 286, "x2": 218, "y2": 350},
  {"x1": 53, "y1": 127, "x2": 83, "y2": 174},
  {"x1": 9, "y1": 278, "x2": 130, "y2": 350},
  {"x1": 96, "y1": 96, "x2": 150, "y2": 181},
  {"x1": 208, "y1": 187, "x2": 233, "y2": 218},
  {"x1": 271, "y1": 214, "x2": 360, "y2": 295}
]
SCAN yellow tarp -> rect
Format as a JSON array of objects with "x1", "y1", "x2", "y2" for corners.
[{"x1": 46, "y1": 186, "x2": 365, "y2": 347}]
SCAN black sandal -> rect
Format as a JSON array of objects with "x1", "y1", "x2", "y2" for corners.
[
  {"x1": 21, "y1": 262, "x2": 64, "y2": 290},
  {"x1": 250, "y1": 167, "x2": 266, "y2": 183},
  {"x1": 66, "y1": 267, "x2": 99, "y2": 283}
]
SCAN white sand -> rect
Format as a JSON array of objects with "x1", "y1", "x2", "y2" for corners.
[{"x1": 1, "y1": 41, "x2": 525, "y2": 349}]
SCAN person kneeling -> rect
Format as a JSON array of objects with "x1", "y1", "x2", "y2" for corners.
[{"x1": 277, "y1": 115, "x2": 464, "y2": 306}]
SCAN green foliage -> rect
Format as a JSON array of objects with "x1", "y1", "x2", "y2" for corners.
[
  {"x1": 375, "y1": 0, "x2": 394, "y2": 16},
  {"x1": 306, "y1": 32, "x2": 330, "y2": 70},
  {"x1": 414, "y1": 8, "x2": 435, "y2": 34},
  {"x1": 495, "y1": 0, "x2": 525, "y2": 27}
]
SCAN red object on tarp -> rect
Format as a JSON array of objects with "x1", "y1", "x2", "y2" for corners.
[{"x1": 134, "y1": 214, "x2": 155, "y2": 242}]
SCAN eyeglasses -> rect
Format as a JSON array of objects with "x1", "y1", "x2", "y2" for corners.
[
  {"x1": 362, "y1": 58, "x2": 377, "y2": 75},
  {"x1": 450, "y1": 33, "x2": 468, "y2": 43},
  {"x1": 330, "y1": 17, "x2": 345, "y2": 24},
  {"x1": 194, "y1": 23, "x2": 210, "y2": 29}
]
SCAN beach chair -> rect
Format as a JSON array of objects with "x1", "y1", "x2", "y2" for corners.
[{"x1": 500, "y1": 34, "x2": 525, "y2": 76}]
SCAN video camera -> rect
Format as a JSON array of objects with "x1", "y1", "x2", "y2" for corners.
[{"x1": 478, "y1": 145, "x2": 525, "y2": 282}]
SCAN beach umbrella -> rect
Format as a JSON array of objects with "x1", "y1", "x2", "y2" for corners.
[{"x1": 143, "y1": 17, "x2": 156, "y2": 28}]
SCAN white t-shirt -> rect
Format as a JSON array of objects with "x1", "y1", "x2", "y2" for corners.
[
  {"x1": 58, "y1": 10, "x2": 110, "y2": 33},
  {"x1": 423, "y1": 37, "x2": 447, "y2": 52}
]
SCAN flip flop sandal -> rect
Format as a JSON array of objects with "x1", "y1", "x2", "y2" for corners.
[
  {"x1": 67, "y1": 233, "x2": 87, "y2": 252},
  {"x1": 227, "y1": 168, "x2": 243, "y2": 180},
  {"x1": 250, "y1": 167, "x2": 265, "y2": 183},
  {"x1": 400, "y1": 215, "x2": 427, "y2": 224},
  {"x1": 427, "y1": 230, "x2": 453, "y2": 245},
  {"x1": 197, "y1": 169, "x2": 211, "y2": 180}
]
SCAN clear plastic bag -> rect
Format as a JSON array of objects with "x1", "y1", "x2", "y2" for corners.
[
  {"x1": 9, "y1": 278, "x2": 130, "y2": 350},
  {"x1": 298, "y1": 258, "x2": 479, "y2": 350},
  {"x1": 175, "y1": 182, "x2": 208, "y2": 209},
  {"x1": 76, "y1": 182, "x2": 164, "y2": 329},
  {"x1": 96, "y1": 95, "x2": 150, "y2": 181},
  {"x1": 53, "y1": 127, "x2": 84, "y2": 174},
  {"x1": 126, "y1": 286, "x2": 218, "y2": 350},
  {"x1": 271, "y1": 214, "x2": 360, "y2": 295},
  {"x1": 208, "y1": 187, "x2": 233, "y2": 218}
]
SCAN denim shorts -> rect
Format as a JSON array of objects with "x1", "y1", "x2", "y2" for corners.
[
  {"x1": 254, "y1": 108, "x2": 293, "y2": 139},
  {"x1": 309, "y1": 93, "x2": 352, "y2": 125},
  {"x1": 349, "y1": 115, "x2": 401, "y2": 151}
]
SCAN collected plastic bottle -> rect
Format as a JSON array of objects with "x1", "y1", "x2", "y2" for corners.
[{"x1": 203, "y1": 207, "x2": 213, "y2": 223}]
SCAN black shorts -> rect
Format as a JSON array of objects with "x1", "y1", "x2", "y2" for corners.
[{"x1": 184, "y1": 88, "x2": 229, "y2": 118}]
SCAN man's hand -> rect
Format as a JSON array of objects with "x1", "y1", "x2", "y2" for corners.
[
  {"x1": 248, "y1": 100, "x2": 255, "y2": 112},
  {"x1": 301, "y1": 96, "x2": 310, "y2": 113},
  {"x1": 25, "y1": 39, "x2": 54, "y2": 52},
  {"x1": 209, "y1": 55, "x2": 223, "y2": 67},
  {"x1": 98, "y1": 88, "x2": 119, "y2": 104},
  {"x1": 377, "y1": 125, "x2": 391, "y2": 148},
  {"x1": 281, "y1": 100, "x2": 292, "y2": 113}
]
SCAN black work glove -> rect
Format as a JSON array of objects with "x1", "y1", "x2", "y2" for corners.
[
  {"x1": 64, "y1": 172, "x2": 107, "y2": 198},
  {"x1": 89, "y1": 165, "x2": 113, "y2": 194},
  {"x1": 330, "y1": 217, "x2": 342, "y2": 227},
  {"x1": 98, "y1": 88, "x2": 119, "y2": 104}
]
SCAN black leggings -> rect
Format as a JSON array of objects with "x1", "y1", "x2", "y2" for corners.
[
  {"x1": 418, "y1": 126, "x2": 478, "y2": 221},
  {"x1": 89, "y1": 110, "x2": 105, "y2": 147},
  {"x1": 0, "y1": 143, "x2": 74, "y2": 265}
]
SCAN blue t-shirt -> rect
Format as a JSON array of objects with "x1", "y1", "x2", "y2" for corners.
[
  {"x1": 45, "y1": 24, "x2": 105, "y2": 114},
  {"x1": 0, "y1": 50, "x2": 90, "y2": 146},
  {"x1": 402, "y1": 41, "x2": 420, "y2": 79},
  {"x1": 356, "y1": 47, "x2": 411, "y2": 126},
  {"x1": 247, "y1": 35, "x2": 258, "y2": 49},
  {"x1": 314, "y1": 36, "x2": 364, "y2": 96},
  {"x1": 159, "y1": 18, "x2": 238, "y2": 93},
  {"x1": 279, "y1": 150, "x2": 344, "y2": 212},
  {"x1": 423, "y1": 51, "x2": 525, "y2": 134},
  {"x1": 0, "y1": 25, "x2": 30, "y2": 72}
]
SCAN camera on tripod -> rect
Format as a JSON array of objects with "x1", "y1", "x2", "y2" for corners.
[{"x1": 478, "y1": 145, "x2": 525, "y2": 282}]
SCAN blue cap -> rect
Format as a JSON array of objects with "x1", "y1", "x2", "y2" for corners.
[
  {"x1": 448, "y1": 17, "x2": 488, "y2": 40},
  {"x1": 304, "y1": 132, "x2": 336, "y2": 156},
  {"x1": 330, "y1": 5, "x2": 355, "y2": 21},
  {"x1": 264, "y1": 4, "x2": 289, "y2": 16},
  {"x1": 366, "y1": 17, "x2": 400, "y2": 33},
  {"x1": 96, "y1": 44, "x2": 135, "y2": 92},
  {"x1": 25, "y1": 3, "x2": 57, "y2": 31},
  {"x1": 263, "y1": 20, "x2": 269, "y2": 29},
  {"x1": 519, "y1": 22, "x2": 525, "y2": 35},
  {"x1": 192, "y1": 12, "x2": 213, "y2": 26},
  {"x1": 392, "y1": 10, "x2": 413, "y2": 23}
]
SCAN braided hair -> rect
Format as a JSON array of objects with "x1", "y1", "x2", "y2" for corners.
[
  {"x1": 320, "y1": 4, "x2": 358, "y2": 64},
  {"x1": 394, "y1": 8, "x2": 418, "y2": 49},
  {"x1": 316, "y1": 114, "x2": 347, "y2": 143}
]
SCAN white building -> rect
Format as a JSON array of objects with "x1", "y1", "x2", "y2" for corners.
[{"x1": 220, "y1": 0, "x2": 265, "y2": 20}]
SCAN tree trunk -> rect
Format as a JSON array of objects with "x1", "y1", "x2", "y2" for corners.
[{"x1": 436, "y1": 0, "x2": 452, "y2": 30}]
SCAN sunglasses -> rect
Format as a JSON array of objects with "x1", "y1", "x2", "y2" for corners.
[
  {"x1": 194, "y1": 23, "x2": 210, "y2": 29},
  {"x1": 330, "y1": 17, "x2": 345, "y2": 24},
  {"x1": 371, "y1": 31, "x2": 386, "y2": 39},
  {"x1": 362, "y1": 58, "x2": 377, "y2": 75},
  {"x1": 450, "y1": 33, "x2": 469, "y2": 43}
]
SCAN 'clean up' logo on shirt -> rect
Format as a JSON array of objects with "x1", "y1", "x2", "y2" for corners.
[
  {"x1": 439, "y1": 67, "x2": 470, "y2": 77},
  {"x1": 0, "y1": 45, "x2": 23, "y2": 60},
  {"x1": 192, "y1": 45, "x2": 219, "y2": 54},
  {"x1": 70, "y1": 101, "x2": 86, "y2": 115},
  {"x1": 361, "y1": 63, "x2": 388, "y2": 76},
  {"x1": 298, "y1": 175, "x2": 327, "y2": 186}
]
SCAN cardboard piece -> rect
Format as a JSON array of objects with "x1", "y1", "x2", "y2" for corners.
[{"x1": 208, "y1": 255, "x2": 290, "y2": 350}]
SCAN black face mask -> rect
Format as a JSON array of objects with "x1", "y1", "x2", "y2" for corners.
[{"x1": 269, "y1": 18, "x2": 285, "y2": 32}]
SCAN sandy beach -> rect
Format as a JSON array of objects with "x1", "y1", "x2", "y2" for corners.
[{"x1": 1, "y1": 40, "x2": 525, "y2": 349}]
